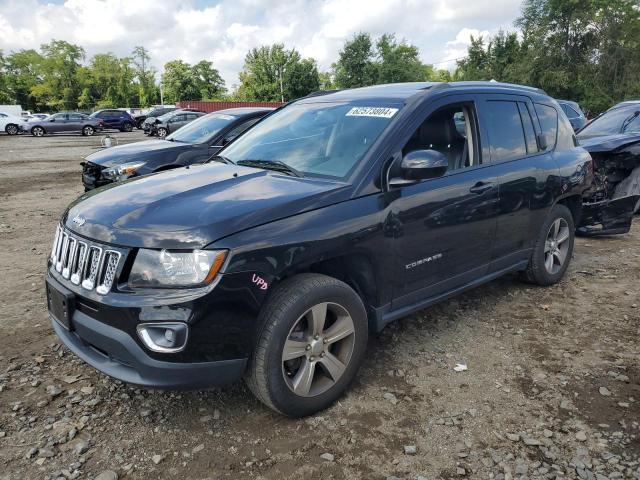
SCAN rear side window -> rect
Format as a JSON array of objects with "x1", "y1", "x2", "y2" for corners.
[
  {"x1": 534, "y1": 103, "x2": 558, "y2": 150},
  {"x1": 486, "y1": 101, "x2": 527, "y2": 162}
]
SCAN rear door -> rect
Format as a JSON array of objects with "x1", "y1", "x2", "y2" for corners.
[
  {"x1": 66, "y1": 113, "x2": 85, "y2": 132},
  {"x1": 477, "y1": 95, "x2": 558, "y2": 272},
  {"x1": 387, "y1": 94, "x2": 501, "y2": 308},
  {"x1": 168, "y1": 114, "x2": 186, "y2": 132}
]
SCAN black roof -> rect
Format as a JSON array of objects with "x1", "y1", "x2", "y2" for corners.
[{"x1": 298, "y1": 81, "x2": 547, "y2": 104}]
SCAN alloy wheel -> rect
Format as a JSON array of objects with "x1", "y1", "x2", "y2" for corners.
[
  {"x1": 32, "y1": 127, "x2": 44, "y2": 137},
  {"x1": 544, "y1": 218, "x2": 570, "y2": 274},
  {"x1": 83, "y1": 126, "x2": 94, "y2": 136},
  {"x1": 281, "y1": 302, "x2": 356, "y2": 397},
  {"x1": 6, "y1": 124, "x2": 18, "y2": 135},
  {"x1": 157, "y1": 128, "x2": 167, "y2": 138}
]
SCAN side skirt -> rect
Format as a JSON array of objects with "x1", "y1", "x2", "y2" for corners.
[{"x1": 371, "y1": 260, "x2": 529, "y2": 333}]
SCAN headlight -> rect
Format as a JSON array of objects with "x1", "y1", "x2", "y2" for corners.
[
  {"x1": 128, "y1": 249, "x2": 227, "y2": 288},
  {"x1": 102, "y1": 161, "x2": 146, "y2": 181}
]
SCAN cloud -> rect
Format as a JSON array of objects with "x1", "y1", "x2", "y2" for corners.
[{"x1": 0, "y1": 0, "x2": 522, "y2": 89}]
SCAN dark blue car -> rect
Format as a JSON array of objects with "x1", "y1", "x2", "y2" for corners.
[{"x1": 89, "y1": 109, "x2": 136, "y2": 132}]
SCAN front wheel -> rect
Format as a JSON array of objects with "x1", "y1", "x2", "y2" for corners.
[
  {"x1": 246, "y1": 273, "x2": 368, "y2": 417},
  {"x1": 82, "y1": 125, "x2": 95, "y2": 136},
  {"x1": 31, "y1": 126, "x2": 45, "y2": 137},
  {"x1": 523, "y1": 204, "x2": 575, "y2": 286},
  {"x1": 5, "y1": 124, "x2": 19, "y2": 135},
  {"x1": 156, "y1": 127, "x2": 168, "y2": 138}
]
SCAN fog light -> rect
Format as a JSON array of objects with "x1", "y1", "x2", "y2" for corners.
[{"x1": 136, "y1": 322, "x2": 188, "y2": 353}]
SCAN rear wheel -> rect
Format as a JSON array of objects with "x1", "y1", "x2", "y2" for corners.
[
  {"x1": 82, "y1": 125, "x2": 95, "y2": 136},
  {"x1": 5, "y1": 124, "x2": 19, "y2": 135},
  {"x1": 246, "y1": 274, "x2": 368, "y2": 417},
  {"x1": 156, "y1": 127, "x2": 168, "y2": 138},
  {"x1": 523, "y1": 204, "x2": 575, "y2": 286},
  {"x1": 31, "y1": 126, "x2": 45, "y2": 137},
  {"x1": 121, "y1": 122, "x2": 133, "y2": 132}
]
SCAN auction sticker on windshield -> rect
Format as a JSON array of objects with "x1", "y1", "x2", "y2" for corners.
[{"x1": 346, "y1": 107, "x2": 399, "y2": 118}]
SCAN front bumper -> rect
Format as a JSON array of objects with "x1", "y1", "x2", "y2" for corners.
[{"x1": 51, "y1": 313, "x2": 246, "y2": 390}]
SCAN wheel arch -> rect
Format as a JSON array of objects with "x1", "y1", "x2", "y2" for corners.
[
  {"x1": 555, "y1": 194, "x2": 582, "y2": 225},
  {"x1": 31, "y1": 125, "x2": 46, "y2": 135}
]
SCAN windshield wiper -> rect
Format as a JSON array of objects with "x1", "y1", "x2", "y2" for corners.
[
  {"x1": 209, "y1": 154, "x2": 235, "y2": 165},
  {"x1": 237, "y1": 159, "x2": 303, "y2": 177}
]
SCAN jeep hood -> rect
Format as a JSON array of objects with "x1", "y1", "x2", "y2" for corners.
[
  {"x1": 86, "y1": 139, "x2": 191, "y2": 168},
  {"x1": 64, "y1": 163, "x2": 348, "y2": 249}
]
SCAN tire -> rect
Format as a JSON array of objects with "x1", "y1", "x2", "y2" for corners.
[
  {"x1": 31, "y1": 126, "x2": 45, "y2": 137},
  {"x1": 245, "y1": 273, "x2": 368, "y2": 417},
  {"x1": 523, "y1": 204, "x2": 575, "y2": 286},
  {"x1": 156, "y1": 127, "x2": 168, "y2": 138},
  {"x1": 82, "y1": 125, "x2": 95, "y2": 136},
  {"x1": 120, "y1": 122, "x2": 133, "y2": 132},
  {"x1": 5, "y1": 124, "x2": 19, "y2": 135}
]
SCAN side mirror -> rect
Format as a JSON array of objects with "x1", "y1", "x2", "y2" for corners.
[
  {"x1": 390, "y1": 150, "x2": 448, "y2": 187},
  {"x1": 49, "y1": 118, "x2": 55, "y2": 122},
  {"x1": 537, "y1": 133, "x2": 548, "y2": 150}
]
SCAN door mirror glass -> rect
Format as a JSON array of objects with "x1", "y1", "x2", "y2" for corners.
[{"x1": 401, "y1": 149, "x2": 448, "y2": 180}]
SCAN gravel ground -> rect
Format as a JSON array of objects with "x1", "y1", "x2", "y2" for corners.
[{"x1": 0, "y1": 131, "x2": 639, "y2": 480}]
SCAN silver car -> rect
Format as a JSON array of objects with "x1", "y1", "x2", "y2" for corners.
[
  {"x1": 151, "y1": 110, "x2": 205, "y2": 138},
  {"x1": 25, "y1": 112, "x2": 103, "y2": 137}
]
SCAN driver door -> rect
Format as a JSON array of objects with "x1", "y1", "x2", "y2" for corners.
[{"x1": 386, "y1": 95, "x2": 501, "y2": 309}]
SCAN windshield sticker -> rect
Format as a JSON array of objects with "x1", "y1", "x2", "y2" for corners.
[
  {"x1": 346, "y1": 107, "x2": 399, "y2": 118},
  {"x1": 214, "y1": 114, "x2": 235, "y2": 120}
]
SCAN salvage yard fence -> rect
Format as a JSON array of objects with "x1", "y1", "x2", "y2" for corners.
[{"x1": 175, "y1": 101, "x2": 283, "y2": 113}]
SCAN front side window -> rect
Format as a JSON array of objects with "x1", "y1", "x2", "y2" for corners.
[
  {"x1": 402, "y1": 104, "x2": 479, "y2": 171},
  {"x1": 487, "y1": 101, "x2": 527, "y2": 162},
  {"x1": 221, "y1": 102, "x2": 400, "y2": 179},
  {"x1": 167, "y1": 113, "x2": 241, "y2": 144}
]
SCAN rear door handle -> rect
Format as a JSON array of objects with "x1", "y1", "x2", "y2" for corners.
[{"x1": 469, "y1": 181, "x2": 494, "y2": 194}]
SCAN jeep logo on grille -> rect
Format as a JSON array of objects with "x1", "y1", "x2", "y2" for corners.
[{"x1": 72, "y1": 215, "x2": 86, "y2": 227}]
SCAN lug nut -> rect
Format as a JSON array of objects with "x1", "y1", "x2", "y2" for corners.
[
  {"x1": 320, "y1": 352, "x2": 325, "y2": 358},
  {"x1": 309, "y1": 356, "x2": 315, "y2": 362},
  {"x1": 314, "y1": 335, "x2": 319, "y2": 340},
  {"x1": 306, "y1": 345, "x2": 311, "y2": 351}
]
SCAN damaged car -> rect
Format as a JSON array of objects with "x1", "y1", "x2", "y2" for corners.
[{"x1": 576, "y1": 102, "x2": 640, "y2": 235}]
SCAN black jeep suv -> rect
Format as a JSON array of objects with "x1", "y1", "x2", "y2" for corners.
[{"x1": 46, "y1": 82, "x2": 592, "y2": 417}]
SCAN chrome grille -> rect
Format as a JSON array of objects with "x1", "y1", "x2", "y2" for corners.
[{"x1": 50, "y1": 225, "x2": 122, "y2": 295}]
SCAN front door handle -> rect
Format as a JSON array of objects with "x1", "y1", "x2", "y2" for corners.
[{"x1": 469, "y1": 181, "x2": 494, "y2": 194}]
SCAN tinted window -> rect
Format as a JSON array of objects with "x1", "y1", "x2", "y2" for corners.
[
  {"x1": 487, "y1": 101, "x2": 527, "y2": 162},
  {"x1": 222, "y1": 102, "x2": 399, "y2": 179},
  {"x1": 565, "y1": 105, "x2": 580, "y2": 118},
  {"x1": 534, "y1": 103, "x2": 558, "y2": 149},
  {"x1": 403, "y1": 104, "x2": 479, "y2": 170},
  {"x1": 224, "y1": 117, "x2": 261, "y2": 142},
  {"x1": 518, "y1": 102, "x2": 538, "y2": 154},
  {"x1": 69, "y1": 114, "x2": 84, "y2": 121}
]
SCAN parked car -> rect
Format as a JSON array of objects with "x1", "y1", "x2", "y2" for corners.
[
  {"x1": 148, "y1": 109, "x2": 205, "y2": 138},
  {"x1": 81, "y1": 108, "x2": 273, "y2": 190},
  {"x1": 28, "y1": 113, "x2": 50, "y2": 121},
  {"x1": 47, "y1": 81, "x2": 597, "y2": 417},
  {"x1": 24, "y1": 112, "x2": 103, "y2": 137},
  {"x1": 89, "y1": 109, "x2": 135, "y2": 132},
  {"x1": 142, "y1": 108, "x2": 204, "y2": 136},
  {"x1": 132, "y1": 106, "x2": 177, "y2": 129},
  {"x1": 557, "y1": 99, "x2": 587, "y2": 131},
  {"x1": 0, "y1": 112, "x2": 29, "y2": 135},
  {"x1": 576, "y1": 102, "x2": 640, "y2": 232}
]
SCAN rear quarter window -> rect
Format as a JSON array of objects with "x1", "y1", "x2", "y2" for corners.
[{"x1": 534, "y1": 103, "x2": 558, "y2": 150}]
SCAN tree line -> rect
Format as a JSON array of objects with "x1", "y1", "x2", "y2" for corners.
[{"x1": 1, "y1": 0, "x2": 638, "y2": 115}]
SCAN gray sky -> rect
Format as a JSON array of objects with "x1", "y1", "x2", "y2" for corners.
[{"x1": 0, "y1": 0, "x2": 522, "y2": 88}]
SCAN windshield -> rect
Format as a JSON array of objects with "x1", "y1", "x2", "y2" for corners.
[
  {"x1": 166, "y1": 112, "x2": 237, "y2": 144},
  {"x1": 221, "y1": 102, "x2": 400, "y2": 178},
  {"x1": 578, "y1": 107, "x2": 640, "y2": 138}
]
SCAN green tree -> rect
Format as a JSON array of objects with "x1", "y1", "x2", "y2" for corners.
[
  {"x1": 237, "y1": 44, "x2": 319, "y2": 101},
  {"x1": 192, "y1": 60, "x2": 225, "y2": 99},
  {"x1": 333, "y1": 33, "x2": 377, "y2": 88},
  {"x1": 131, "y1": 46, "x2": 158, "y2": 106},
  {"x1": 376, "y1": 34, "x2": 427, "y2": 83},
  {"x1": 40, "y1": 40, "x2": 85, "y2": 110},
  {"x1": 3, "y1": 49, "x2": 45, "y2": 111}
]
